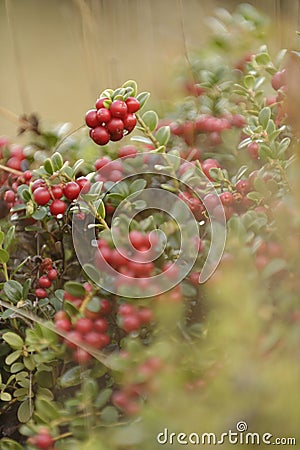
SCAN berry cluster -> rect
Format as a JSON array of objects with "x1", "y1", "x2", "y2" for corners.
[
  {"x1": 86, "y1": 96, "x2": 140, "y2": 145},
  {"x1": 32, "y1": 176, "x2": 91, "y2": 217},
  {"x1": 35, "y1": 258, "x2": 58, "y2": 299},
  {"x1": 28, "y1": 428, "x2": 54, "y2": 450},
  {"x1": 112, "y1": 356, "x2": 162, "y2": 415},
  {"x1": 118, "y1": 303, "x2": 154, "y2": 333},
  {"x1": 0, "y1": 137, "x2": 28, "y2": 172},
  {"x1": 54, "y1": 306, "x2": 111, "y2": 364}
]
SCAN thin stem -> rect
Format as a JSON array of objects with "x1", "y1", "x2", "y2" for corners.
[
  {"x1": 88, "y1": 201, "x2": 109, "y2": 230},
  {"x1": 136, "y1": 113, "x2": 161, "y2": 149},
  {"x1": 0, "y1": 164, "x2": 23, "y2": 176},
  {"x1": 2, "y1": 263, "x2": 9, "y2": 281}
]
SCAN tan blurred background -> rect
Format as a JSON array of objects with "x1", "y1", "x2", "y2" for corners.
[{"x1": 0, "y1": 0, "x2": 300, "y2": 137}]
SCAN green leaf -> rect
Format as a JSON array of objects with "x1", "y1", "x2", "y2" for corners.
[
  {"x1": 258, "y1": 107, "x2": 271, "y2": 129},
  {"x1": 0, "y1": 392, "x2": 12, "y2": 402},
  {"x1": 60, "y1": 366, "x2": 85, "y2": 388},
  {"x1": 3, "y1": 226, "x2": 15, "y2": 250},
  {"x1": 255, "y1": 52, "x2": 271, "y2": 65},
  {"x1": 244, "y1": 75, "x2": 255, "y2": 89},
  {"x1": 0, "y1": 248, "x2": 9, "y2": 263},
  {"x1": 101, "y1": 405, "x2": 119, "y2": 423},
  {"x1": 3, "y1": 332, "x2": 24, "y2": 349},
  {"x1": 35, "y1": 398, "x2": 60, "y2": 421},
  {"x1": 64, "y1": 281, "x2": 85, "y2": 298},
  {"x1": 17, "y1": 185, "x2": 31, "y2": 202},
  {"x1": 32, "y1": 207, "x2": 48, "y2": 221},
  {"x1": 130, "y1": 179, "x2": 147, "y2": 193},
  {"x1": 73, "y1": 159, "x2": 85, "y2": 175},
  {"x1": 136, "y1": 92, "x2": 150, "y2": 109},
  {"x1": 44, "y1": 158, "x2": 54, "y2": 175},
  {"x1": 0, "y1": 438, "x2": 24, "y2": 450},
  {"x1": 95, "y1": 199, "x2": 106, "y2": 219},
  {"x1": 0, "y1": 230, "x2": 4, "y2": 245},
  {"x1": 11, "y1": 362, "x2": 25, "y2": 373},
  {"x1": 4, "y1": 280, "x2": 23, "y2": 303},
  {"x1": 5, "y1": 350, "x2": 22, "y2": 365},
  {"x1": 262, "y1": 259, "x2": 287, "y2": 279},
  {"x1": 51, "y1": 152, "x2": 64, "y2": 171},
  {"x1": 83, "y1": 263, "x2": 101, "y2": 283},
  {"x1": 122, "y1": 80, "x2": 137, "y2": 97},
  {"x1": 17, "y1": 399, "x2": 31, "y2": 423},
  {"x1": 142, "y1": 110, "x2": 158, "y2": 132},
  {"x1": 95, "y1": 388, "x2": 112, "y2": 408},
  {"x1": 155, "y1": 126, "x2": 170, "y2": 146},
  {"x1": 22, "y1": 279, "x2": 31, "y2": 301},
  {"x1": 86, "y1": 297, "x2": 101, "y2": 313}
]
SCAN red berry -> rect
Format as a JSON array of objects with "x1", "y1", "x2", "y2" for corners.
[
  {"x1": 126, "y1": 97, "x2": 140, "y2": 113},
  {"x1": 75, "y1": 318, "x2": 93, "y2": 335},
  {"x1": 50, "y1": 199, "x2": 67, "y2": 217},
  {"x1": 202, "y1": 158, "x2": 221, "y2": 180},
  {"x1": 47, "y1": 268, "x2": 58, "y2": 280},
  {"x1": 35, "y1": 288, "x2": 47, "y2": 299},
  {"x1": 109, "y1": 169, "x2": 123, "y2": 181},
  {"x1": 236, "y1": 179, "x2": 251, "y2": 196},
  {"x1": 54, "y1": 310, "x2": 69, "y2": 322},
  {"x1": 107, "y1": 118, "x2": 124, "y2": 134},
  {"x1": 90, "y1": 126, "x2": 110, "y2": 145},
  {"x1": 38, "y1": 276, "x2": 52, "y2": 288},
  {"x1": 138, "y1": 307, "x2": 154, "y2": 324},
  {"x1": 189, "y1": 271, "x2": 200, "y2": 286},
  {"x1": 65, "y1": 330, "x2": 82, "y2": 349},
  {"x1": 23, "y1": 170, "x2": 33, "y2": 181},
  {"x1": 55, "y1": 318, "x2": 72, "y2": 332},
  {"x1": 31, "y1": 179, "x2": 45, "y2": 192},
  {"x1": 51, "y1": 185, "x2": 63, "y2": 199},
  {"x1": 97, "y1": 107, "x2": 111, "y2": 123},
  {"x1": 73, "y1": 348, "x2": 91, "y2": 364},
  {"x1": 95, "y1": 156, "x2": 111, "y2": 171},
  {"x1": 98, "y1": 333, "x2": 110, "y2": 347},
  {"x1": 84, "y1": 331, "x2": 104, "y2": 349},
  {"x1": 231, "y1": 114, "x2": 246, "y2": 128},
  {"x1": 33, "y1": 431, "x2": 54, "y2": 450},
  {"x1": 7, "y1": 157, "x2": 22, "y2": 170},
  {"x1": 247, "y1": 142, "x2": 259, "y2": 159},
  {"x1": 93, "y1": 318, "x2": 109, "y2": 333},
  {"x1": 219, "y1": 191, "x2": 234, "y2": 206},
  {"x1": 34, "y1": 187, "x2": 51, "y2": 206},
  {"x1": 129, "y1": 230, "x2": 147, "y2": 250},
  {"x1": 118, "y1": 145, "x2": 138, "y2": 159},
  {"x1": 63, "y1": 181, "x2": 81, "y2": 200},
  {"x1": 162, "y1": 262, "x2": 180, "y2": 281},
  {"x1": 99, "y1": 298, "x2": 111, "y2": 315},
  {"x1": 4, "y1": 190, "x2": 15, "y2": 203},
  {"x1": 110, "y1": 100, "x2": 128, "y2": 118},
  {"x1": 122, "y1": 315, "x2": 141, "y2": 333},
  {"x1": 85, "y1": 109, "x2": 99, "y2": 128},
  {"x1": 119, "y1": 303, "x2": 136, "y2": 316},
  {"x1": 123, "y1": 114, "x2": 137, "y2": 133},
  {"x1": 76, "y1": 177, "x2": 91, "y2": 194},
  {"x1": 271, "y1": 69, "x2": 286, "y2": 91},
  {"x1": 95, "y1": 97, "x2": 109, "y2": 110}
]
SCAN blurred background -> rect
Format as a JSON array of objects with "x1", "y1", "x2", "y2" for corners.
[{"x1": 1, "y1": 0, "x2": 300, "y2": 136}]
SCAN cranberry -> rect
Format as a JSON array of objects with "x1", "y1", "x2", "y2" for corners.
[
  {"x1": 32, "y1": 431, "x2": 54, "y2": 450},
  {"x1": 247, "y1": 142, "x2": 259, "y2": 159},
  {"x1": 126, "y1": 97, "x2": 140, "y2": 113},
  {"x1": 65, "y1": 330, "x2": 82, "y2": 349},
  {"x1": 109, "y1": 169, "x2": 123, "y2": 181},
  {"x1": 96, "y1": 107, "x2": 111, "y2": 123},
  {"x1": 7, "y1": 157, "x2": 22, "y2": 170},
  {"x1": 33, "y1": 187, "x2": 51, "y2": 206},
  {"x1": 84, "y1": 331, "x2": 104, "y2": 349},
  {"x1": 35, "y1": 288, "x2": 48, "y2": 299},
  {"x1": 54, "y1": 310, "x2": 69, "y2": 322},
  {"x1": 93, "y1": 318, "x2": 109, "y2": 333},
  {"x1": 123, "y1": 114, "x2": 137, "y2": 133},
  {"x1": 98, "y1": 333, "x2": 110, "y2": 347},
  {"x1": 219, "y1": 191, "x2": 234, "y2": 206},
  {"x1": 122, "y1": 315, "x2": 141, "y2": 333},
  {"x1": 85, "y1": 109, "x2": 99, "y2": 128},
  {"x1": 202, "y1": 158, "x2": 221, "y2": 180},
  {"x1": 55, "y1": 319, "x2": 72, "y2": 332},
  {"x1": 76, "y1": 177, "x2": 91, "y2": 194},
  {"x1": 31, "y1": 179, "x2": 45, "y2": 192},
  {"x1": 236, "y1": 179, "x2": 251, "y2": 196},
  {"x1": 271, "y1": 69, "x2": 286, "y2": 91},
  {"x1": 51, "y1": 185, "x2": 63, "y2": 199},
  {"x1": 119, "y1": 303, "x2": 136, "y2": 316},
  {"x1": 95, "y1": 97, "x2": 109, "y2": 110},
  {"x1": 110, "y1": 100, "x2": 128, "y2": 118},
  {"x1": 95, "y1": 156, "x2": 111, "y2": 171},
  {"x1": 63, "y1": 181, "x2": 81, "y2": 200},
  {"x1": 231, "y1": 114, "x2": 246, "y2": 128},
  {"x1": 75, "y1": 318, "x2": 93, "y2": 335},
  {"x1": 90, "y1": 126, "x2": 110, "y2": 145},
  {"x1": 73, "y1": 348, "x2": 91, "y2": 364},
  {"x1": 129, "y1": 230, "x2": 148, "y2": 250},
  {"x1": 99, "y1": 298, "x2": 111, "y2": 315},
  {"x1": 47, "y1": 268, "x2": 58, "y2": 280},
  {"x1": 138, "y1": 307, "x2": 154, "y2": 324},
  {"x1": 50, "y1": 199, "x2": 67, "y2": 217},
  {"x1": 4, "y1": 190, "x2": 15, "y2": 203},
  {"x1": 38, "y1": 276, "x2": 52, "y2": 288},
  {"x1": 189, "y1": 271, "x2": 200, "y2": 285},
  {"x1": 107, "y1": 118, "x2": 124, "y2": 134},
  {"x1": 162, "y1": 262, "x2": 179, "y2": 281}
]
